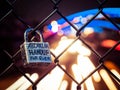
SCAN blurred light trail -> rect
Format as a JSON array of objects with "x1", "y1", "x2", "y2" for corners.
[
  {"x1": 37, "y1": 66, "x2": 65, "y2": 90},
  {"x1": 6, "y1": 73, "x2": 30, "y2": 90},
  {"x1": 100, "y1": 69, "x2": 118, "y2": 90},
  {"x1": 59, "y1": 80, "x2": 68, "y2": 90},
  {"x1": 17, "y1": 73, "x2": 39, "y2": 90}
]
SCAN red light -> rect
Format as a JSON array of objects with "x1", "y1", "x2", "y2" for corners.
[{"x1": 101, "y1": 39, "x2": 120, "y2": 51}]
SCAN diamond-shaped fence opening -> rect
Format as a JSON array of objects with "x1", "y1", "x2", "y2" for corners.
[{"x1": 0, "y1": 0, "x2": 120, "y2": 90}]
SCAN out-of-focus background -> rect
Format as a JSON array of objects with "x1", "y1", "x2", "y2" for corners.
[{"x1": 0, "y1": 0, "x2": 120, "y2": 90}]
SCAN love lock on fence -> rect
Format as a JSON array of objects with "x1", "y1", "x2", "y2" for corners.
[{"x1": 20, "y1": 28, "x2": 52, "y2": 68}]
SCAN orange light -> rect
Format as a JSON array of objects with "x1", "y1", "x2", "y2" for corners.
[{"x1": 101, "y1": 39, "x2": 120, "y2": 50}]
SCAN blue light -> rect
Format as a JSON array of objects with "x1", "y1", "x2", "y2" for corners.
[
  {"x1": 57, "y1": 8, "x2": 120, "y2": 24},
  {"x1": 47, "y1": 8, "x2": 120, "y2": 33}
]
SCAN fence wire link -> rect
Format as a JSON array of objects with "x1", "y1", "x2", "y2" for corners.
[{"x1": 0, "y1": 0, "x2": 120, "y2": 90}]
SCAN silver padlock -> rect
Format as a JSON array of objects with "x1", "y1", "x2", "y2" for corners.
[{"x1": 20, "y1": 28, "x2": 52, "y2": 67}]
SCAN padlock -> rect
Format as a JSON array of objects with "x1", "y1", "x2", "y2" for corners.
[{"x1": 20, "y1": 28, "x2": 52, "y2": 67}]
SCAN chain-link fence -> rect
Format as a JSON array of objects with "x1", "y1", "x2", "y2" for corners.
[{"x1": 0, "y1": 0, "x2": 120, "y2": 90}]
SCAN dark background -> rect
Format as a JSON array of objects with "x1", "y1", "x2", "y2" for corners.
[{"x1": 0, "y1": 0, "x2": 120, "y2": 89}]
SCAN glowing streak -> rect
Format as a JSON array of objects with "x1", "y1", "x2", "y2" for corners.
[
  {"x1": 48, "y1": 65, "x2": 65, "y2": 90},
  {"x1": 37, "y1": 66, "x2": 65, "y2": 90},
  {"x1": 100, "y1": 69, "x2": 118, "y2": 90},
  {"x1": 92, "y1": 71, "x2": 101, "y2": 83},
  {"x1": 52, "y1": 36, "x2": 82, "y2": 55},
  {"x1": 111, "y1": 69, "x2": 120, "y2": 80},
  {"x1": 71, "y1": 81, "x2": 84, "y2": 90},
  {"x1": 6, "y1": 73, "x2": 30, "y2": 90},
  {"x1": 85, "y1": 78, "x2": 95, "y2": 90},
  {"x1": 71, "y1": 64, "x2": 84, "y2": 90},
  {"x1": 77, "y1": 55, "x2": 101, "y2": 82},
  {"x1": 72, "y1": 64, "x2": 83, "y2": 82},
  {"x1": 52, "y1": 36, "x2": 70, "y2": 56},
  {"x1": 54, "y1": 36, "x2": 83, "y2": 54},
  {"x1": 77, "y1": 55, "x2": 99, "y2": 90},
  {"x1": 59, "y1": 80, "x2": 68, "y2": 90},
  {"x1": 17, "y1": 73, "x2": 39, "y2": 90},
  {"x1": 37, "y1": 74, "x2": 50, "y2": 90},
  {"x1": 76, "y1": 45, "x2": 91, "y2": 56},
  {"x1": 67, "y1": 40, "x2": 83, "y2": 54},
  {"x1": 57, "y1": 36, "x2": 90, "y2": 55},
  {"x1": 52, "y1": 37, "x2": 101, "y2": 90},
  {"x1": 77, "y1": 55, "x2": 94, "y2": 75}
]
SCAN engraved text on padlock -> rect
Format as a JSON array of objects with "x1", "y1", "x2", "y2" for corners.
[
  {"x1": 21, "y1": 28, "x2": 52, "y2": 66},
  {"x1": 24, "y1": 42, "x2": 51, "y2": 63}
]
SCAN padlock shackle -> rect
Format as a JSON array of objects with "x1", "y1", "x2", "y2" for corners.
[
  {"x1": 24, "y1": 28, "x2": 43, "y2": 42},
  {"x1": 35, "y1": 30, "x2": 43, "y2": 42},
  {"x1": 24, "y1": 28, "x2": 32, "y2": 42}
]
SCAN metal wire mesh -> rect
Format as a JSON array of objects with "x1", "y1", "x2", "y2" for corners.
[{"x1": 0, "y1": 0, "x2": 120, "y2": 90}]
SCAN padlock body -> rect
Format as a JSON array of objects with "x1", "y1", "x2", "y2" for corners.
[{"x1": 22, "y1": 42, "x2": 52, "y2": 65}]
